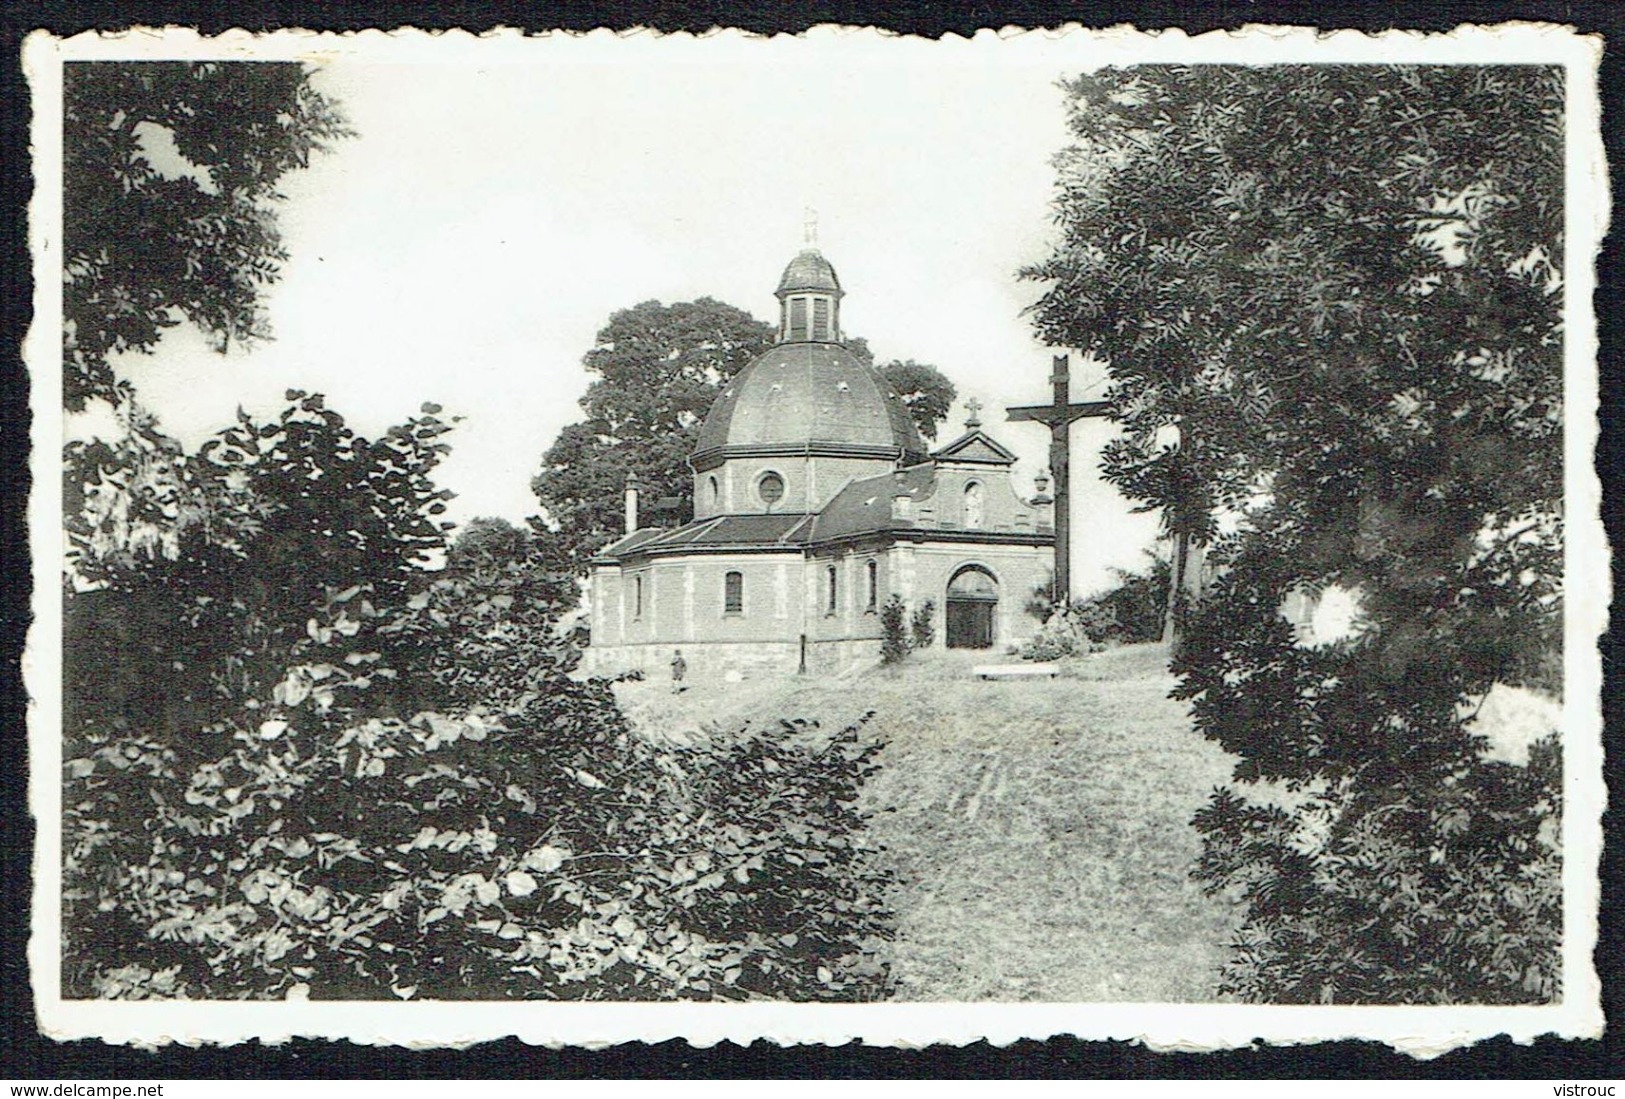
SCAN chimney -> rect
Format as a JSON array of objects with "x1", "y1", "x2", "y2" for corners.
[
  {"x1": 624, "y1": 472, "x2": 640, "y2": 535},
  {"x1": 890, "y1": 474, "x2": 916, "y2": 520}
]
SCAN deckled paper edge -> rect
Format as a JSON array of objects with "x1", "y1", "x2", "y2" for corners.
[{"x1": 23, "y1": 21, "x2": 1610, "y2": 1058}]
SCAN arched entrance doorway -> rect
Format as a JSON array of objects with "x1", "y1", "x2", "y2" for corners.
[{"x1": 945, "y1": 565, "x2": 998, "y2": 649}]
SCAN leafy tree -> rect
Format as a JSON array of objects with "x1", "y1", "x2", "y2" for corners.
[
  {"x1": 447, "y1": 517, "x2": 532, "y2": 573},
  {"x1": 56, "y1": 65, "x2": 890, "y2": 1005},
  {"x1": 532, "y1": 301, "x2": 957, "y2": 567},
  {"x1": 1105, "y1": 559, "x2": 1170, "y2": 644},
  {"x1": 64, "y1": 393, "x2": 457, "y2": 744},
  {"x1": 447, "y1": 515, "x2": 579, "y2": 622},
  {"x1": 63, "y1": 61, "x2": 350, "y2": 411},
  {"x1": 530, "y1": 298, "x2": 774, "y2": 566},
  {"x1": 880, "y1": 360, "x2": 958, "y2": 442},
  {"x1": 1027, "y1": 65, "x2": 1564, "y2": 1002},
  {"x1": 578, "y1": 298, "x2": 774, "y2": 441},
  {"x1": 842, "y1": 338, "x2": 958, "y2": 442}
]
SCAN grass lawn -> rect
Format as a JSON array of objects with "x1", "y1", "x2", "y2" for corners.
[{"x1": 613, "y1": 642, "x2": 1240, "y2": 1002}]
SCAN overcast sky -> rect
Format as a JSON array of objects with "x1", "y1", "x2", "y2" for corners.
[{"x1": 95, "y1": 41, "x2": 1165, "y2": 592}]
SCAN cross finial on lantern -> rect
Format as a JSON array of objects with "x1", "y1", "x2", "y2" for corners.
[
  {"x1": 803, "y1": 206, "x2": 818, "y2": 246},
  {"x1": 964, "y1": 397, "x2": 983, "y2": 429}
]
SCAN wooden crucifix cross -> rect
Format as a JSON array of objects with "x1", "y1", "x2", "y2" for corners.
[{"x1": 1007, "y1": 354, "x2": 1112, "y2": 606}]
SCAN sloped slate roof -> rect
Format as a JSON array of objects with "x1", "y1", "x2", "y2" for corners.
[
  {"x1": 804, "y1": 463, "x2": 938, "y2": 543},
  {"x1": 597, "y1": 457, "x2": 1054, "y2": 563},
  {"x1": 649, "y1": 513, "x2": 813, "y2": 547},
  {"x1": 694, "y1": 342, "x2": 927, "y2": 461},
  {"x1": 593, "y1": 513, "x2": 814, "y2": 561},
  {"x1": 776, "y1": 248, "x2": 842, "y2": 294},
  {"x1": 596, "y1": 526, "x2": 666, "y2": 557}
]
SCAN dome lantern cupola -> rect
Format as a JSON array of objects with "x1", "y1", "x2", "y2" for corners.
[
  {"x1": 775, "y1": 248, "x2": 843, "y2": 343},
  {"x1": 689, "y1": 238, "x2": 926, "y2": 517}
]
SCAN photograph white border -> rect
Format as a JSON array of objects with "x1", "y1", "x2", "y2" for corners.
[{"x1": 23, "y1": 22, "x2": 1609, "y2": 1056}]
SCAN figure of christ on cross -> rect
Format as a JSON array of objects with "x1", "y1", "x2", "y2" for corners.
[{"x1": 1006, "y1": 354, "x2": 1111, "y2": 606}]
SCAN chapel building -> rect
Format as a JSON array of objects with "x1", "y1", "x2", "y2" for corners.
[{"x1": 583, "y1": 247, "x2": 1056, "y2": 677}]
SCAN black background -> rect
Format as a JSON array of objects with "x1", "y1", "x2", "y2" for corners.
[{"x1": 2, "y1": 0, "x2": 1620, "y2": 1080}]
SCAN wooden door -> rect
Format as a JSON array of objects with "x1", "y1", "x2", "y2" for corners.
[{"x1": 946, "y1": 598, "x2": 994, "y2": 649}]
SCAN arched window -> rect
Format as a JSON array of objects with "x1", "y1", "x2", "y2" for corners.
[
  {"x1": 758, "y1": 471, "x2": 785, "y2": 507},
  {"x1": 963, "y1": 481, "x2": 984, "y2": 529},
  {"x1": 724, "y1": 570, "x2": 744, "y2": 615},
  {"x1": 826, "y1": 564, "x2": 838, "y2": 615},
  {"x1": 633, "y1": 575, "x2": 644, "y2": 619},
  {"x1": 708, "y1": 475, "x2": 720, "y2": 509},
  {"x1": 865, "y1": 560, "x2": 878, "y2": 612}
]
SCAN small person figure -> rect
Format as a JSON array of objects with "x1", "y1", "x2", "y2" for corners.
[{"x1": 670, "y1": 648, "x2": 688, "y2": 693}]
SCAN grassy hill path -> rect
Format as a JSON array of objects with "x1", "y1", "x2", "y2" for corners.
[{"x1": 615, "y1": 643, "x2": 1239, "y2": 1001}]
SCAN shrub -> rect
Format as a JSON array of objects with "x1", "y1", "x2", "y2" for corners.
[
  {"x1": 879, "y1": 595, "x2": 909, "y2": 665},
  {"x1": 1193, "y1": 737, "x2": 1561, "y2": 1004},
  {"x1": 64, "y1": 394, "x2": 458, "y2": 745},
  {"x1": 909, "y1": 600, "x2": 935, "y2": 650},
  {"x1": 1029, "y1": 555, "x2": 1170, "y2": 649},
  {"x1": 1019, "y1": 604, "x2": 1100, "y2": 661},
  {"x1": 62, "y1": 398, "x2": 895, "y2": 1003},
  {"x1": 1177, "y1": 544, "x2": 1563, "y2": 1004},
  {"x1": 1069, "y1": 599, "x2": 1122, "y2": 645},
  {"x1": 62, "y1": 587, "x2": 896, "y2": 1001},
  {"x1": 1089, "y1": 555, "x2": 1170, "y2": 644}
]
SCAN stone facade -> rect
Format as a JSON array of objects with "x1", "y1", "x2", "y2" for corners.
[
  {"x1": 582, "y1": 246, "x2": 1055, "y2": 680},
  {"x1": 583, "y1": 536, "x2": 1051, "y2": 679}
]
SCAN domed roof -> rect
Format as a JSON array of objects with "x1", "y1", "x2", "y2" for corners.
[
  {"x1": 694, "y1": 342, "x2": 927, "y2": 462},
  {"x1": 776, "y1": 249, "x2": 842, "y2": 295}
]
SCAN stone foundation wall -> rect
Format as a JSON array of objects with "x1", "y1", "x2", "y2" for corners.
[
  {"x1": 582, "y1": 637, "x2": 880, "y2": 681},
  {"x1": 583, "y1": 641, "x2": 801, "y2": 682},
  {"x1": 804, "y1": 637, "x2": 882, "y2": 676}
]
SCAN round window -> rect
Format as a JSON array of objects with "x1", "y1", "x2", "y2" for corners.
[{"x1": 757, "y1": 472, "x2": 785, "y2": 505}]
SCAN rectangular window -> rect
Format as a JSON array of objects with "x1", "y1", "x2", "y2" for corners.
[
  {"x1": 826, "y1": 565, "x2": 838, "y2": 615},
  {"x1": 812, "y1": 298, "x2": 830, "y2": 340},
  {"x1": 724, "y1": 570, "x2": 744, "y2": 615},
  {"x1": 866, "y1": 560, "x2": 877, "y2": 612},
  {"x1": 789, "y1": 297, "x2": 808, "y2": 340},
  {"x1": 633, "y1": 575, "x2": 643, "y2": 618}
]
